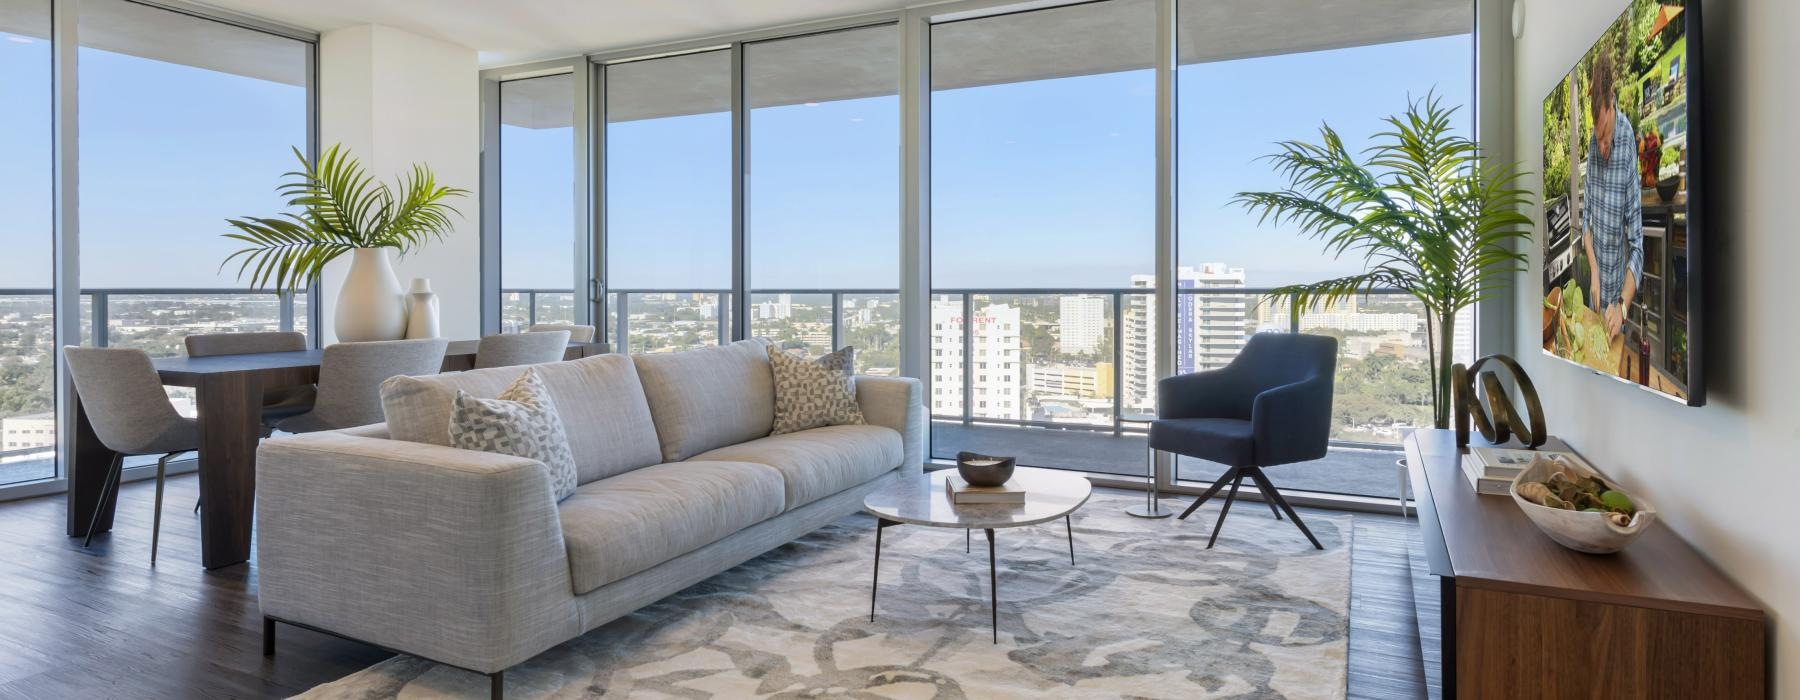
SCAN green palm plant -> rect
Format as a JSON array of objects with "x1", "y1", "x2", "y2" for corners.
[
  {"x1": 223, "y1": 144, "x2": 468, "y2": 291},
  {"x1": 1233, "y1": 94, "x2": 1535, "y2": 429}
]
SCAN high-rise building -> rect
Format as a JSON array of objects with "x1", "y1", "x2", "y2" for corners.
[
  {"x1": 1057, "y1": 295, "x2": 1106, "y2": 355},
  {"x1": 1122, "y1": 264, "x2": 1248, "y2": 411},
  {"x1": 930, "y1": 300, "x2": 1023, "y2": 420},
  {"x1": 1183, "y1": 264, "x2": 1248, "y2": 373}
]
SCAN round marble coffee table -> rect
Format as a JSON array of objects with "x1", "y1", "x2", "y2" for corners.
[{"x1": 863, "y1": 466, "x2": 1092, "y2": 643}]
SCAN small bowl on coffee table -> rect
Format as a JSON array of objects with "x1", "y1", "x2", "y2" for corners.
[{"x1": 956, "y1": 452, "x2": 1015, "y2": 487}]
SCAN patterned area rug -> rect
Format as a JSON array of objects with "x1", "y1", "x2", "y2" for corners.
[{"x1": 296, "y1": 492, "x2": 1352, "y2": 699}]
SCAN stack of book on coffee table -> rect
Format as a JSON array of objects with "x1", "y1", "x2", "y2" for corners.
[{"x1": 946, "y1": 476, "x2": 1026, "y2": 505}]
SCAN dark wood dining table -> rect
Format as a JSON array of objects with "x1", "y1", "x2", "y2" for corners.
[{"x1": 65, "y1": 339, "x2": 609, "y2": 569}]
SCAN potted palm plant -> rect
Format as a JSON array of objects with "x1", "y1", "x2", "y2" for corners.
[
  {"x1": 1233, "y1": 94, "x2": 1534, "y2": 430},
  {"x1": 223, "y1": 144, "x2": 467, "y2": 341}
]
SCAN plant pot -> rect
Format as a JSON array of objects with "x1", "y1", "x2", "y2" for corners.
[{"x1": 334, "y1": 247, "x2": 408, "y2": 342}]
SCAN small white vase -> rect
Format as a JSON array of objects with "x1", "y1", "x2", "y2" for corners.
[
  {"x1": 334, "y1": 247, "x2": 408, "y2": 342},
  {"x1": 404, "y1": 277, "x2": 441, "y2": 340}
]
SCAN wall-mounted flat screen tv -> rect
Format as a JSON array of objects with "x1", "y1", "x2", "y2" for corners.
[{"x1": 1540, "y1": 0, "x2": 1703, "y2": 406}]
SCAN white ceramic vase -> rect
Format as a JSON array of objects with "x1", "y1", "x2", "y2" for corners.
[
  {"x1": 333, "y1": 247, "x2": 408, "y2": 342},
  {"x1": 404, "y1": 277, "x2": 441, "y2": 339}
]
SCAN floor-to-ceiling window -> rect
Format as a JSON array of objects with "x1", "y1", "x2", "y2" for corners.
[
  {"x1": 76, "y1": 0, "x2": 311, "y2": 454},
  {"x1": 78, "y1": 0, "x2": 311, "y2": 372},
  {"x1": 0, "y1": 0, "x2": 55, "y2": 488},
  {"x1": 498, "y1": 73, "x2": 576, "y2": 331},
  {"x1": 484, "y1": 0, "x2": 1482, "y2": 504},
  {"x1": 604, "y1": 50, "x2": 733, "y2": 353},
  {"x1": 1173, "y1": 0, "x2": 1473, "y2": 497},
  {"x1": 928, "y1": 0, "x2": 1157, "y2": 471},
  {"x1": 745, "y1": 24, "x2": 900, "y2": 374}
]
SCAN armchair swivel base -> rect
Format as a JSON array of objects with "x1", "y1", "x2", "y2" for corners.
[{"x1": 1177, "y1": 464, "x2": 1321, "y2": 550}]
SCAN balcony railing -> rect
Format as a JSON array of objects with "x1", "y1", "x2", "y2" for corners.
[
  {"x1": 493, "y1": 285, "x2": 1449, "y2": 499},
  {"x1": 2, "y1": 288, "x2": 308, "y2": 486}
]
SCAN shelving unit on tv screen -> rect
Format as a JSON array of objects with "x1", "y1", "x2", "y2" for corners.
[{"x1": 1538, "y1": 0, "x2": 1704, "y2": 406}]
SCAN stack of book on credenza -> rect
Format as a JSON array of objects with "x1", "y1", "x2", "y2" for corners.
[
  {"x1": 1461, "y1": 445, "x2": 1590, "y2": 496},
  {"x1": 945, "y1": 476, "x2": 1026, "y2": 505}
]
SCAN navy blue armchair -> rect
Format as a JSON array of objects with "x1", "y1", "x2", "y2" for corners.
[{"x1": 1152, "y1": 332, "x2": 1337, "y2": 549}]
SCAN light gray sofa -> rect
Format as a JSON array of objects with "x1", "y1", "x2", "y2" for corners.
[{"x1": 254, "y1": 339, "x2": 923, "y2": 692}]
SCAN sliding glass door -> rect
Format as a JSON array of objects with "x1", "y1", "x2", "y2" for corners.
[
  {"x1": 604, "y1": 50, "x2": 733, "y2": 353},
  {"x1": 498, "y1": 73, "x2": 577, "y2": 331},
  {"x1": 745, "y1": 24, "x2": 900, "y2": 373},
  {"x1": 78, "y1": 0, "x2": 311, "y2": 363},
  {"x1": 928, "y1": 0, "x2": 1157, "y2": 474},
  {"x1": 0, "y1": 0, "x2": 55, "y2": 487},
  {"x1": 1173, "y1": 0, "x2": 1474, "y2": 497}
]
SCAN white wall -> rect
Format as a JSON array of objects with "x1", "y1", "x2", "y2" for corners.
[
  {"x1": 317, "y1": 25, "x2": 481, "y2": 343},
  {"x1": 1510, "y1": 0, "x2": 1797, "y2": 693}
]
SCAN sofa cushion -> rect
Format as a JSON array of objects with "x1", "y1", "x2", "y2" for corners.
[
  {"x1": 767, "y1": 345, "x2": 865, "y2": 435},
  {"x1": 632, "y1": 339, "x2": 775, "y2": 461},
  {"x1": 689, "y1": 425, "x2": 902, "y2": 510},
  {"x1": 381, "y1": 354, "x2": 663, "y2": 484},
  {"x1": 448, "y1": 369, "x2": 579, "y2": 501},
  {"x1": 558, "y1": 460, "x2": 785, "y2": 594}
]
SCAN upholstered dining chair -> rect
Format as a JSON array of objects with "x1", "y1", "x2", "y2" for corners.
[
  {"x1": 474, "y1": 330, "x2": 570, "y2": 369},
  {"x1": 184, "y1": 331, "x2": 315, "y2": 424},
  {"x1": 273, "y1": 338, "x2": 448, "y2": 434},
  {"x1": 1153, "y1": 332, "x2": 1337, "y2": 550},
  {"x1": 528, "y1": 323, "x2": 595, "y2": 343},
  {"x1": 62, "y1": 346, "x2": 199, "y2": 565}
]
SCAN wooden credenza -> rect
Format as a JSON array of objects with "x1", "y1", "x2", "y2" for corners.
[{"x1": 1406, "y1": 430, "x2": 1765, "y2": 699}]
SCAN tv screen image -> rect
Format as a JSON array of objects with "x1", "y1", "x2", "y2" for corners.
[{"x1": 1540, "y1": 0, "x2": 1702, "y2": 405}]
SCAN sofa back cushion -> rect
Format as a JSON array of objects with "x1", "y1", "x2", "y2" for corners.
[
  {"x1": 632, "y1": 339, "x2": 775, "y2": 461},
  {"x1": 380, "y1": 354, "x2": 663, "y2": 483}
]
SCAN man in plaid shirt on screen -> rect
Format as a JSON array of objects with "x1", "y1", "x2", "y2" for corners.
[{"x1": 1580, "y1": 50, "x2": 1642, "y2": 340}]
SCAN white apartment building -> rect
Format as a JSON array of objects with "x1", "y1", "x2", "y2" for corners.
[
  {"x1": 1057, "y1": 295, "x2": 1106, "y2": 355},
  {"x1": 1, "y1": 413, "x2": 55, "y2": 454},
  {"x1": 1123, "y1": 264, "x2": 1247, "y2": 411},
  {"x1": 930, "y1": 300, "x2": 1023, "y2": 421}
]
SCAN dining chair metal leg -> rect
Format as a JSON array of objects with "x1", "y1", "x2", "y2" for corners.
[
  {"x1": 151, "y1": 453, "x2": 171, "y2": 566},
  {"x1": 1177, "y1": 466, "x2": 1240, "y2": 520},
  {"x1": 1206, "y1": 474, "x2": 1244, "y2": 549},
  {"x1": 84, "y1": 453, "x2": 124, "y2": 548}
]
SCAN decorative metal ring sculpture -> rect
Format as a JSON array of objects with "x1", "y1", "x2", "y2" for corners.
[{"x1": 1453, "y1": 354, "x2": 1547, "y2": 448}]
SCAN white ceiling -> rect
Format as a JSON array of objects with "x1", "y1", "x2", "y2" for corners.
[{"x1": 189, "y1": 0, "x2": 920, "y2": 68}]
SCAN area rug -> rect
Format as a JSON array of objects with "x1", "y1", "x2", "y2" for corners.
[{"x1": 295, "y1": 491, "x2": 1352, "y2": 699}]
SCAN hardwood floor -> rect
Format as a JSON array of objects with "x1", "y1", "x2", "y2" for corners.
[{"x1": 0, "y1": 475, "x2": 1429, "y2": 698}]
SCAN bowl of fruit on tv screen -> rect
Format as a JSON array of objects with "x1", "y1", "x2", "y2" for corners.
[{"x1": 1541, "y1": 0, "x2": 1704, "y2": 406}]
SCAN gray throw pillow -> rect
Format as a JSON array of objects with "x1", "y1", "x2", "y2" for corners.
[
  {"x1": 767, "y1": 345, "x2": 865, "y2": 435},
  {"x1": 448, "y1": 368, "x2": 579, "y2": 501}
]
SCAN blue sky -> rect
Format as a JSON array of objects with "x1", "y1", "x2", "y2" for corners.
[{"x1": 4, "y1": 21, "x2": 1469, "y2": 293}]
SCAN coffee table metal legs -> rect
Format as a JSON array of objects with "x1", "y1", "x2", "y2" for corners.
[
  {"x1": 1065, "y1": 515, "x2": 1076, "y2": 565},
  {"x1": 870, "y1": 518, "x2": 898, "y2": 622},
  {"x1": 1126, "y1": 442, "x2": 1173, "y2": 518},
  {"x1": 985, "y1": 528, "x2": 997, "y2": 643},
  {"x1": 873, "y1": 519, "x2": 1079, "y2": 644}
]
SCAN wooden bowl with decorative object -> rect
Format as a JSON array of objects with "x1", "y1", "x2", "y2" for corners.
[
  {"x1": 955, "y1": 452, "x2": 1016, "y2": 487},
  {"x1": 1509, "y1": 456, "x2": 1656, "y2": 554}
]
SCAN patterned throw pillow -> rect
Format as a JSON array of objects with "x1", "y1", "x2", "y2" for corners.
[
  {"x1": 767, "y1": 345, "x2": 865, "y2": 435},
  {"x1": 448, "y1": 368, "x2": 579, "y2": 501}
]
